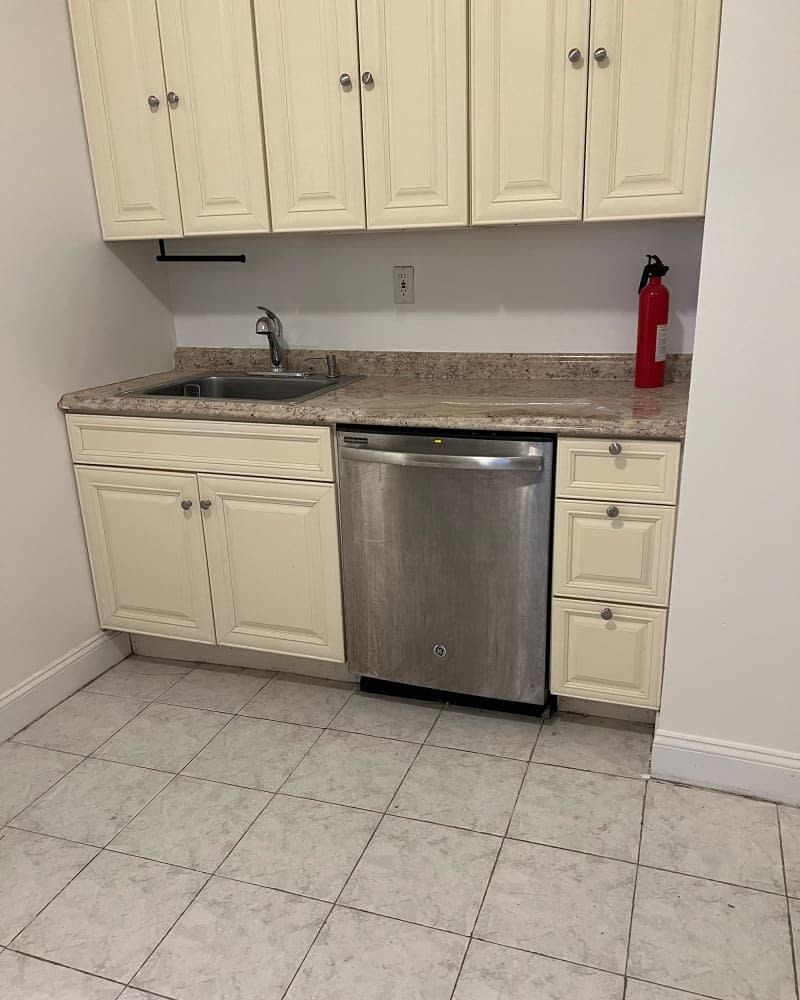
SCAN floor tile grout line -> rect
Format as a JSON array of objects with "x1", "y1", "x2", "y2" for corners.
[
  {"x1": 1, "y1": 751, "x2": 87, "y2": 830},
  {"x1": 623, "y1": 975, "x2": 723, "y2": 999},
  {"x1": 777, "y1": 807, "x2": 800, "y2": 1000},
  {"x1": 623, "y1": 770, "x2": 649, "y2": 980},
  {"x1": 156, "y1": 666, "x2": 276, "y2": 716},
  {"x1": 278, "y1": 732, "x2": 431, "y2": 1000},
  {"x1": 0, "y1": 947, "x2": 131, "y2": 991}
]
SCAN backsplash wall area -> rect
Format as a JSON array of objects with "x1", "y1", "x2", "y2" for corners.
[{"x1": 168, "y1": 219, "x2": 703, "y2": 355}]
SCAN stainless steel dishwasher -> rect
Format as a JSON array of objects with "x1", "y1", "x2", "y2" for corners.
[{"x1": 337, "y1": 429, "x2": 554, "y2": 706}]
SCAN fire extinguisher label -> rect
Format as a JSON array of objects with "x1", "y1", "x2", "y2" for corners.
[{"x1": 655, "y1": 324, "x2": 668, "y2": 363}]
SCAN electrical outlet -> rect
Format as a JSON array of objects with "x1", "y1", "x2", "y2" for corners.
[{"x1": 393, "y1": 265, "x2": 415, "y2": 305}]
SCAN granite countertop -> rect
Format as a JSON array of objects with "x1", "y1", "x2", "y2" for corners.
[{"x1": 58, "y1": 350, "x2": 691, "y2": 439}]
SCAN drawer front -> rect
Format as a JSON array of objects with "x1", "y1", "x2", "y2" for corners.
[
  {"x1": 556, "y1": 437, "x2": 681, "y2": 504},
  {"x1": 67, "y1": 414, "x2": 334, "y2": 481},
  {"x1": 553, "y1": 500, "x2": 676, "y2": 606},
  {"x1": 551, "y1": 598, "x2": 667, "y2": 709}
]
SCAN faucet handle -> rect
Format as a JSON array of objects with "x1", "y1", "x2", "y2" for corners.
[{"x1": 306, "y1": 353, "x2": 340, "y2": 379}]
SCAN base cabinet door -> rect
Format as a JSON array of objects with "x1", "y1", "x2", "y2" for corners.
[
  {"x1": 255, "y1": 0, "x2": 366, "y2": 232},
  {"x1": 584, "y1": 0, "x2": 721, "y2": 220},
  {"x1": 156, "y1": 0, "x2": 271, "y2": 234},
  {"x1": 551, "y1": 598, "x2": 666, "y2": 708},
  {"x1": 67, "y1": 0, "x2": 183, "y2": 239},
  {"x1": 470, "y1": 0, "x2": 590, "y2": 224},
  {"x1": 357, "y1": 0, "x2": 468, "y2": 229},
  {"x1": 74, "y1": 466, "x2": 215, "y2": 642},
  {"x1": 199, "y1": 476, "x2": 345, "y2": 661}
]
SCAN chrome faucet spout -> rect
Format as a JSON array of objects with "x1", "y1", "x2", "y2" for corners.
[{"x1": 256, "y1": 306, "x2": 285, "y2": 372}]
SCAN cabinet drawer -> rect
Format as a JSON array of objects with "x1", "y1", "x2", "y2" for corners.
[
  {"x1": 556, "y1": 437, "x2": 680, "y2": 503},
  {"x1": 553, "y1": 500, "x2": 675, "y2": 606},
  {"x1": 551, "y1": 599, "x2": 667, "y2": 709},
  {"x1": 67, "y1": 415, "x2": 334, "y2": 481}
]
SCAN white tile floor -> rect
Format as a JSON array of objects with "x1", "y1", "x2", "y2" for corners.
[{"x1": 1, "y1": 656, "x2": 798, "y2": 1000}]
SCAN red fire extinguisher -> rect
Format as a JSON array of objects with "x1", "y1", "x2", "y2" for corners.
[{"x1": 635, "y1": 254, "x2": 670, "y2": 388}]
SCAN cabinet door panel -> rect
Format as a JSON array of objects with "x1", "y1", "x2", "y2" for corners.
[
  {"x1": 585, "y1": 0, "x2": 721, "y2": 220},
  {"x1": 256, "y1": 0, "x2": 365, "y2": 231},
  {"x1": 357, "y1": 0, "x2": 468, "y2": 228},
  {"x1": 551, "y1": 598, "x2": 666, "y2": 708},
  {"x1": 200, "y1": 476, "x2": 345, "y2": 661},
  {"x1": 471, "y1": 0, "x2": 590, "y2": 224},
  {"x1": 157, "y1": 0, "x2": 271, "y2": 234},
  {"x1": 553, "y1": 500, "x2": 676, "y2": 606},
  {"x1": 68, "y1": 0, "x2": 183, "y2": 239},
  {"x1": 74, "y1": 467, "x2": 215, "y2": 642}
]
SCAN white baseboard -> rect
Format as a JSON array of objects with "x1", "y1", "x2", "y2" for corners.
[
  {"x1": 651, "y1": 729, "x2": 800, "y2": 806},
  {"x1": 131, "y1": 635, "x2": 352, "y2": 683},
  {"x1": 0, "y1": 631, "x2": 131, "y2": 742}
]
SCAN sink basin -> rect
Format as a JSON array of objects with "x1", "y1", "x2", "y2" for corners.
[{"x1": 127, "y1": 372, "x2": 359, "y2": 404}]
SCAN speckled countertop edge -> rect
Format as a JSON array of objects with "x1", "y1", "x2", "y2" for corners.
[{"x1": 59, "y1": 355, "x2": 690, "y2": 440}]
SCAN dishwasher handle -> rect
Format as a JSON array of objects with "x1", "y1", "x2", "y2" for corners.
[{"x1": 339, "y1": 446, "x2": 544, "y2": 472}]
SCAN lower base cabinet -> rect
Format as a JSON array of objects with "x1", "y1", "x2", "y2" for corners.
[
  {"x1": 70, "y1": 418, "x2": 345, "y2": 663},
  {"x1": 551, "y1": 598, "x2": 667, "y2": 709}
]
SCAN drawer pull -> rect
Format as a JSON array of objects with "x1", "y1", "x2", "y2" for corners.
[
  {"x1": 600, "y1": 608, "x2": 613, "y2": 621},
  {"x1": 199, "y1": 499, "x2": 212, "y2": 510},
  {"x1": 609, "y1": 442, "x2": 622, "y2": 456},
  {"x1": 606, "y1": 505, "x2": 620, "y2": 518},
  {"x1": 180, "y1": 499, "x2": 192, "y2": 511}
]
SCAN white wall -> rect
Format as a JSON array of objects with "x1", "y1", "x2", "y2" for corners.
[
  {"x1": 0, "y1": 6, "x2": 176, "y2": 713},
  {"x1": 653, "y1": 0, "x2": 800, "y2": 802},
  {"x1": 169, "y1": 220, "x2": 703, "y2": 354}
]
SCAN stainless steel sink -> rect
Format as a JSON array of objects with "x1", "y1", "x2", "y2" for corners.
[{"x1": 126, "y1": 372, "x2": 360, "y2": 404}]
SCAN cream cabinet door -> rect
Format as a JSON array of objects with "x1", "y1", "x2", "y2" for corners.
[
  {"x1": 556, "y1": 438, "x2": 681, "y2": 504},
  {"x1": 584, "y1": 0, "x2": 721, "y2": 220},
  {"x1": 551, "y1": 599, "x2": 667, "y2": 708},
  {"x1": 553, "y1": 500, "x2": 676, "y2": 606},
  {"x1": 199, "y1": 476, "x2": 345, "y2": 661},
  {"x1": 67, "y1": 0, "x2": 183, "y2": 240},
  {"x1": 471, "y1": 0, "x2": 590, "y2": 224},
  {"x1": 357, "y1": 0, "x2": 468, "y2": 229},
  {"x1": 74, "y1": 466, "x2": 215, "y2": 642},
  {"x1": 156, "y1": 0, "x2": 271, "y2": 234},
  {"x1": 255, "y1": 0, "x2": 366, "y2": 232}
]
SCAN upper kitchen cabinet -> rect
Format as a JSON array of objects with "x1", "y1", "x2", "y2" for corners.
[
  {"x1": 357, "y1": 0, "x2": 469, "y2": 229},
  {"x1": 156, "y1": 0, "x2": 271, "y2": 234},
  {"x1": 68, "y1": 0, "x2": 183, "y2": 239},
  {"x1": 255, "y1": 0, "x2": 366, "y2": 232},
  {"x1": 471, "y1": 0, "x2": 590, "y2": 224},
  {"x1": 584, "y1": 0, "x2": 722, "y2": 220},
  {"x1": 68, "y1": 0, "x2": 270, "y2": 239}
]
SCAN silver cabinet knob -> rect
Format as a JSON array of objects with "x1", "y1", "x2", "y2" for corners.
[
  {"x1": 609, "y1": 442, "x2": 622, "y2": 456},
  {"x1": 180, "y1": 499, "x2": 192, "y2": 511},
  {"x1": 199, "y1": 499, "x2": 212, "y2": 510},
  {"x1": 600, "y1": 608, "x2": 614, "y2": 621},
  {"x1": 593, "y1": 47, "x2": 608, "y2": 62},
  {"x1": 167, "y1": 91, "x2": 180, "y2": 106},
  {"x1": 361, "y1": 71, "x2": 374, "y2": 86},
  {"x1": 147, "y1": 95, "x2": 160, "y2": 110},
  {"x1": 339, "y1": 73, "x2": 352, "y2": 89},
  {"x1": 567, "y1": 48, "x2": 582, "y2": 63},
  {"x1": 606, "y1": 505, "x2": 620, "y2": 518}
]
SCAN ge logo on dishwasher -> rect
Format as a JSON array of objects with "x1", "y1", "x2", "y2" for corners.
[{"x1": 433, "y1": 644, "x2": 447, "y2": 658}]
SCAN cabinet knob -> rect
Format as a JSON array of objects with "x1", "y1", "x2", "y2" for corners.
[
  {"x1": 606, "y1": 505, "x2": 620, "y2": 518},
  {"x1": 361, "y1": 71, "x2": 374, "y2": 86},
  {"x1": 593, "y1": 47, "x2": 608, "y2": 63},
  {"x1": 339, "y1": 73, "x2": 352, "y2": 89},
  {"x1": 147, "y1": 95, "x2": 160, "y2": 110},
  {"x1": 199, "y1": 499, "x2": 212, "y2": 510},
  {"x1": 567, "y1": 48, "x2": 582, "y2": 64},
  {"x1": 167, "y1": 91, "x2": 180, "y2": 107},
  {"x1": 180, "y1": 499, "x2": 192, "y2": 511},
  {"x1": 600, "y1": 608, "x2": 614, "y2": 621},
  {"x1": 609, "y1": 442, "x2": 622, "y2": 455}
]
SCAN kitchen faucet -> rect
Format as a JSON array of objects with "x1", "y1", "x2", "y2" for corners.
[{"x1": 256, "y1": 305, "x2": 285, "y2": 372}]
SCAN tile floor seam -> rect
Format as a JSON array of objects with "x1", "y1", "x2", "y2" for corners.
[
  {"x1": 622, "y1": 768, "x2": 649, "y2": 981},
  {"x1": 82, "y1": 660, "x2": 197, "y2": 706},
  {"x1": 234, "y1": 678, "x2": 359, "y2": 727},
  {"x1": 777, "y1": 807, "x2": 800, "y2": 1000},
  {"x1": 1, "y1": 752, "x2": 87, "y2": 830},
  {"x1": 2, "y1": 947, "x2": 131, "y2": 990},
  {"x1": 5, "y1": 842, "x2": 100, "y2": 953},
  {"x1": 467, "y1": 931, "x2": 629, "y2": 980},
  {"x1": 624, "y1": 975, "x2": 721, "y2": 999},
  {"x1": 156, "y1": 665, "x2": 275, "y2": 714}
]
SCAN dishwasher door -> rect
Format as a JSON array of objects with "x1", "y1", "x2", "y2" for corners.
[{"x1": 337, "y1": 430, "x2": 554, "y2": 705}]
